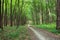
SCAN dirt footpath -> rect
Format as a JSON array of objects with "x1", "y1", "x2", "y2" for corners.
[
  {"x1": 28, "y1": 26, "x2": 60, "y2": 40},
  {"x1": 28, "y1": 27, "x2": 39, "y2": 40}
]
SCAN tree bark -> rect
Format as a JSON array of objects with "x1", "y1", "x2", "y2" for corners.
[
  {"x1": 10, "y1": 0, "x2": 13, "y2": 26},
  {"x1": 40, "y1": 10, "x2": 43, "y2": 24},
  {"x1": 17, "y1": 0, "x2": 20, "y2": 26},
  {"x1": 45, "y1": 4, "x2": 49, "y2": 24},
  {"x1": 56, "y1": 0, "x2": 60, "y2": 30},
  {"x1": 0, "y1": 0, "x2": 3, "y2": 30},
  {"x1": 4, "y1": 0, "x2": 7, "y2": 26}
]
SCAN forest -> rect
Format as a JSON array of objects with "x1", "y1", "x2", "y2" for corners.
[{"x1": 0, "y1": 0, "x2": 60, "y2": 40}]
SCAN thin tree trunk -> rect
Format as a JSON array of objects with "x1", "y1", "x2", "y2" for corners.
[
  {"x1": 45, "y1": 5, "x2": 49, "y2": 24},
  {"x1": 2, "y1": 0, "x2": 4, "y2": 27},
  {"x1": 56, "y1": 0, "x2": 60, "y2": 30},
  {"x1": 32, "y1": 11, "x2": 35, "y2": 24},
  {"x1": 40, "y1": 10, "x2": 43, "y2": 24},
  {"x1": 10, "y1": 0, "x2": 13, "y2": 26},
  {"x1": 0, "y1": 0, "x2": 3, "y2": 30},
  {"x1": 13, "y1": 0, "x2": 17, "y2": 26},
  {"x1": 4, "y1": 0, "x2": 7, "y2": 26},
  {"x1": 17, "y1": 0, "x2": 20, "y2": 26}
]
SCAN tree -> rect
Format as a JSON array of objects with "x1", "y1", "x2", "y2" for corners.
[
  {"x1": 0, "y1": 0, "x2": 3, "y2": 30},
  {"x1": 56, "y1": 0, "x2": 60, "y2": 30},
  {"x1": 4, "y1": 0, "x2": 8, "y2": 26},
  {"x1": 13, "y1": 0, "x2": 17, "y2": 26},
  {"x1": 10, "y1": 0, "x2": 13, "y2": 26},
  {"x1": 16, "y1": 0, "x2": 20, "y2": 26}
]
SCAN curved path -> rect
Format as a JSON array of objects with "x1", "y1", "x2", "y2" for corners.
[{"x1": 28, "y1": 26, "x2": 60, "y2": 40}]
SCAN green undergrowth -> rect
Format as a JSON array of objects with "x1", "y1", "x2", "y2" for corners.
[
  {"x1": 35, "y1": 23, "x2": 60, "y2": 35},
  {"x1": 0, "y1": 26, "x2": 30, "y2": 40}
]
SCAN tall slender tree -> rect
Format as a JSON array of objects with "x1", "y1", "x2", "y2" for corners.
[
  {"x1": 4, "y1": 0, "x2": 8, "y2": 26},
  {"x1": 13, "y1": 0, "x2": 17, "y2": 26},
  {"x1": 10, "y1": 0, "x2": 13, "y2": 26},
  {"x1": 56, "y1": 0, "x2": 60, "y2": 30},
  {"x1": 0, "y1": 0, "x2": 3, "y2": 30},
  {"x1": 16, "y1": 0, "x2": 20, "y2": 26}
]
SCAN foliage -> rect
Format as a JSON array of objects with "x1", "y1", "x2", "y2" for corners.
[
  {"x1": 0, "y1": 0, "x2": 58, "y2": 39},
  {"x1": 0, "y1": 26, "x2": 30, "y2": 40},
  {"x1": 35, "y1": 23, "x2": 60, "y2": 34}
]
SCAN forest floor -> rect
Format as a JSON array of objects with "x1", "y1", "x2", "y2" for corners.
[
  {"x1": 0, "y1": 26, "x2": 31, "y2": 40},
  {"x1": 0, "y1": 26, "x2": 60, "y2": 40},
  {"x1": 28, "y1": 26, "x2": 60, "y2": 40}
]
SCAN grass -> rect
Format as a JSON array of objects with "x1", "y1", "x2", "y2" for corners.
[
  {"x1": 0, "y1": 26, "x2": 30, "y2": 40},
  {"x1": 35, "y1": 23, "x2": 60, "y2": 35}
]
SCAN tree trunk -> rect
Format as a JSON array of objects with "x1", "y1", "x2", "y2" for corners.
[
  {"x1": 17, "y1": 0, "x2": 20, "y2": 27},
  {"x1": 10, "y1": 0, "x2": 13, "y2": 26},
  {"x1": 45, "y1": 5, "x2": 49, "y2": 24},
  {"x1": 4, "y1": 0, "x2": 7, "y2": 26},
  {"x1": 0, "y1": 0, "x2": 3, "y2": 30},
  {"x1": 56, "y1": 0, "x2": 60, "y2": 30},
  {"x1": 40, "y1": 10, "x2": 43, "y2": 24}
]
